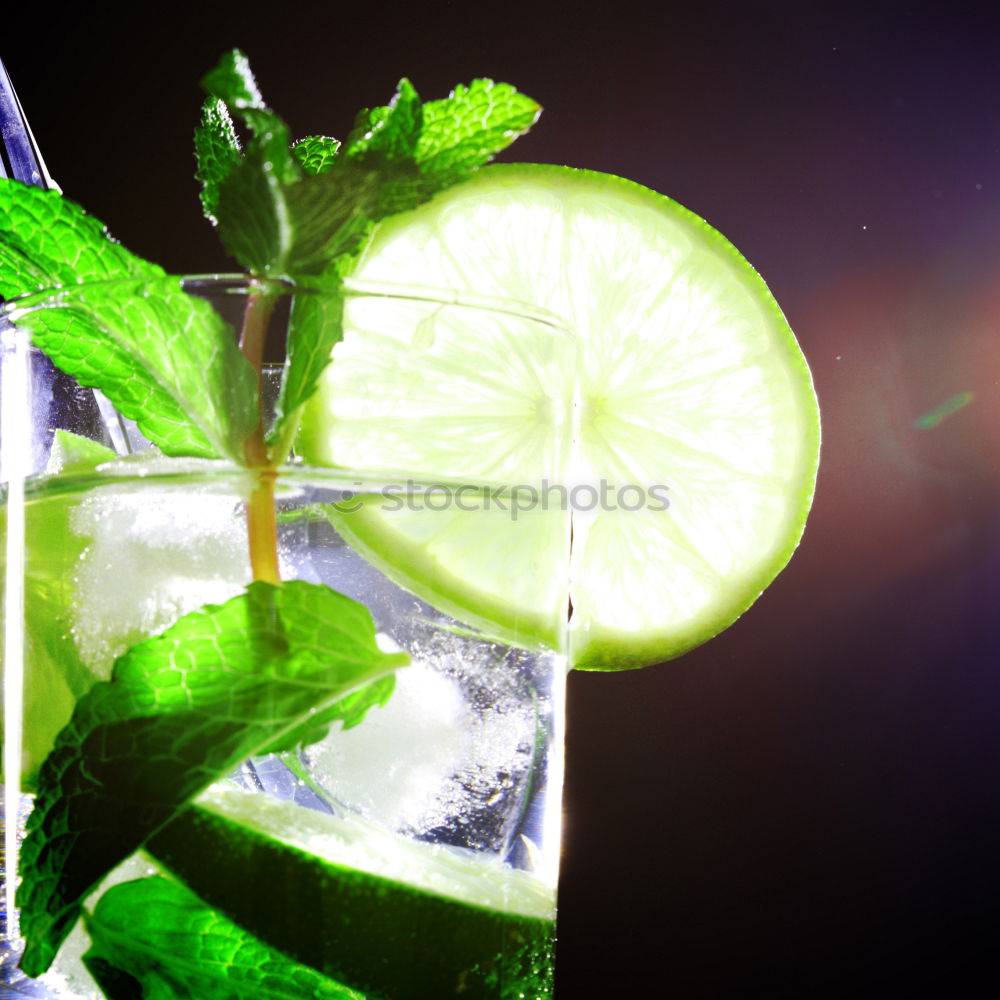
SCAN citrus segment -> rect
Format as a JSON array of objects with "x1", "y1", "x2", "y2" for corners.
[{"x1": 299, "y1": 164, "x2": 819, "y2": 669}]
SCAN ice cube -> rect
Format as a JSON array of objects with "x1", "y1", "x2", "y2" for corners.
[
  {"x1": 305, "y1": 657, "x2": 472, "y2": 831},
  {"x1": 70, "y1": 487, "x2": 250, "y2": 670}
]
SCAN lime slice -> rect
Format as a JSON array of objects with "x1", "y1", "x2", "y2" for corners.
[
  {"x1": 146, "y1": 784, "x2": 555, "y2": 1000},
  {"x1": 299, "y1": 164, "x2": 820, "y2": 670}
]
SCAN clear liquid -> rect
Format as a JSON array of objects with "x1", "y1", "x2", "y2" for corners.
[{"x1": 1, "y1": 462, "x2": 564, "y2": 999}]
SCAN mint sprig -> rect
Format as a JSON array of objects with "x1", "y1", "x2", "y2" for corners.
[
  {"x1": 196, "y1": 51, "x2": 540, "y2": 452},
  {"x1": 198, "y1": 49, "x2": 539, "y2": 279},
  {"x1": 84, "y1": 875, "x2": 362, "y2": 999},
  {"x1": 17, "y1": 581, "x2": 407, "y2": 977}
]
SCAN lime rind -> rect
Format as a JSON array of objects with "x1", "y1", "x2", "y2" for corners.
[
  {"x1": 189, "y1": 783, "x2": 555, "y2": 916},
  {"x1": 146, "y1": 784, "x2": 556, "y2": 999}
]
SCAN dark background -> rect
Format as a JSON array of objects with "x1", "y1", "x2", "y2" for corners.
[{"x1": 5, "y1": 1, "x2": 1000, "y2": 995}]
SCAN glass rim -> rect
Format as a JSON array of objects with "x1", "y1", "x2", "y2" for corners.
[
  {"x1": 17, "y1": 453, "x2": 585, "y2": 508},
  {"x1": 0, "y1": 272, "x2": 570, "y2": 334}
]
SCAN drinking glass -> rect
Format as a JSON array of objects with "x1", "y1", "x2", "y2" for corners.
[{"x1": 1, "y1": 275, "x2": 570, "y2": 999}]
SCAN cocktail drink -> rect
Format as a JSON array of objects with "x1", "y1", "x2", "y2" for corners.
[
  {"x1": 1, "y1": 51, "x2": 819, "y2": 999},
  {"x1": 2, "y1": 278, "x2": 569, "y2": 999}
]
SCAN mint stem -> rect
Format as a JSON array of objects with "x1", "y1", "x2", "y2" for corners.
[
  {"x1": 246, "y1": 471, "x2": 281, "y2": 584},
  {"x1": 238, "y1": 289, "x2": 274, "y2": 378},
  {"x1": 239, "y1": 288, "x2": 281, "y2": 584}
]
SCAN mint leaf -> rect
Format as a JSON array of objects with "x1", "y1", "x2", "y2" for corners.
[
  {"x1": 11, "y1": 274, "x2": 257, "y2": 460},
  {"x1": 17, "y1": 580, "x2": 407, "y2": 977},
  {"x1": 254, "y1": 667, "x2": 395, "y2": 756},
  {"x1": 280, "y1": 163, "x2": 382, "y2": 273},
  {"x1": 0, "y1": 182, "x2": 258, "y2": 459},
  {"x1": 292, "y1": 136, "x2": 340, "y2": 176},
  {"x1": 84, "y1": 876, "x2": 362, "y2": 999},
  {"x1": 344, "y1": 77, "x2": 423, "y2": 164},
  {"x1": 194, "y1": 98, "x2": 241, "y2": 225},
  {"x1": 0, "y1": 182, "x2": 161, "y2": 298},
  {"x1": 322, "y1": 673, "x2": 395, "y2": 731},
  {"x1": 211, "y1": 132, "x2": 296, "y2": 276},
  {"x1": 266, "y1": 265, "x2": 348, "y2": 451},
  {"x1": 200, "y1": 50, "x2": 299, "y2": 274},
  {"x1": 199, "y1": 53, "x2": 298, "y2": 185},
  {"x1": 418, "y1": 79, "x2": 541, "y2": 184},
  {"x1": 278, "y1": 672, "x2": 396, "y2": 754},
  {"x1": 341, "y1": 77, "x2": 540, "y2": 216}
]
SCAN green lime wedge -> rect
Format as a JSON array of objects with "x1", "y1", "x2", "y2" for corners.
[
  {"x1": 146, "y1": 784, "x2": 555, "y2": 1000},
  {"x1": 303, "y1": 164, "x2": 820, "y2": 670}
]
